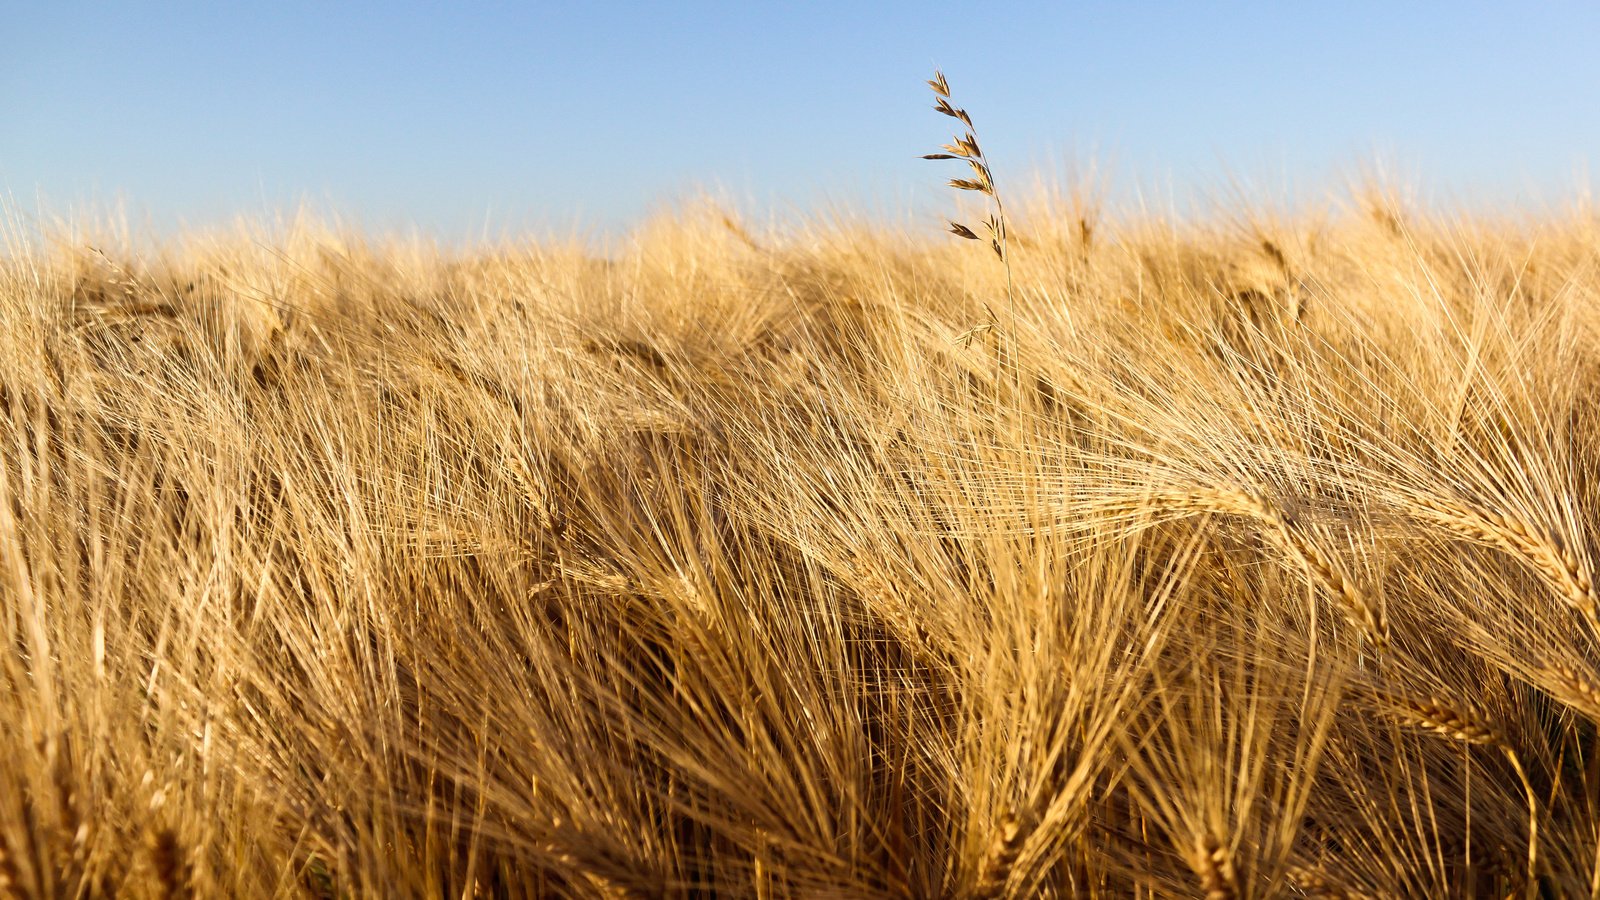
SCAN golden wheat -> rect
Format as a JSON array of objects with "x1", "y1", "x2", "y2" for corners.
[
  {"x1": 1541, "y1": 663, "x2": 1600, "y2": 720},
  {"x1": 1144, "y1": 484, "x2": 1388, "y2": 650},
  {"x1": 1189, "y1": 833, "x2": 1239, "y2": 900},
  {"x1": 1376, "y1": 692, "x2": 1501, "y2": 746},
  {"x1": 2, "y1": 108, "x2": 1599, "y2": 893},
  {"x1": 1405, "y1": 492, "x2": 1599, "y2": 626}
]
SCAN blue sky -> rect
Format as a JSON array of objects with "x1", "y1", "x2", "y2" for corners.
[{"x1": 4, "y1": 2, "x2": 1597, "y2": 239}]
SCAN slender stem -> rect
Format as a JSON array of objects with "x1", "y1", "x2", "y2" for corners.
[
  {"x1": 992, "y1": 190, "x2": 1017, "y2": 383},
  {"x1": 1506, "y1": 749, "x2": 1539, "y2": 898}
]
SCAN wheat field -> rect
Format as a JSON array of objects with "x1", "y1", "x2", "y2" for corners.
[{"x1": 4, "y1": 171, "x2": 1600, "y2": 898}]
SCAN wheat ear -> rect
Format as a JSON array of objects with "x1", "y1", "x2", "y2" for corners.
[
  {"x1": 1189, "y1": 833, "x2": 1239, "y2": 900},
  {"x1": 1285, "y1": 864, "x2": 1372, "y2": 899},
  {"x1": 0, "y1": 833, "x2": 22, "y2": 900},
  {"x1": 1541, "y1": 664, "x2": 1600, "y2": 720},
  {"x1": 1377, "y1": 692, "x2": 1539, "y2": 893},
  {"x1": 1150, "y1": 485, "x2": 1388, "y2": 650},
  {"x1": 1407, "y1": 494, "x2": 1598, "y2": 627},
  {"x1": 970, "y1": 814, "x2": 1024, "y2": 899},
  {"x1": 1379, "y1": 693, "x2": 1501, "y2": 745}
]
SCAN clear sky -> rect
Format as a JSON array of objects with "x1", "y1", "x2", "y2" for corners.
[{"x1": 4, "y1": 2, "x2": 1598, "y2": 240}]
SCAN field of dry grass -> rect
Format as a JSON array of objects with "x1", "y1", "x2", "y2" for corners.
[{"x1": 4, "y1": 186, "x2": 1600, "y2": 897}]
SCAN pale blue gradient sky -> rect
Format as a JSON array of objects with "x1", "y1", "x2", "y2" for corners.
[{"x1": 4, "y1": 2, "x2": 1597, "y2": 239}]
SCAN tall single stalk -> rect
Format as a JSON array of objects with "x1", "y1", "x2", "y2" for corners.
[{"x1": 922, "y1": 71, "x2": 1016, "y2": 367}]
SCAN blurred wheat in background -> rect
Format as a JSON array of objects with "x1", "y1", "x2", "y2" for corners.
[{"x1": 5, "y1": 147, "x2": 1600, "y2": 894}]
